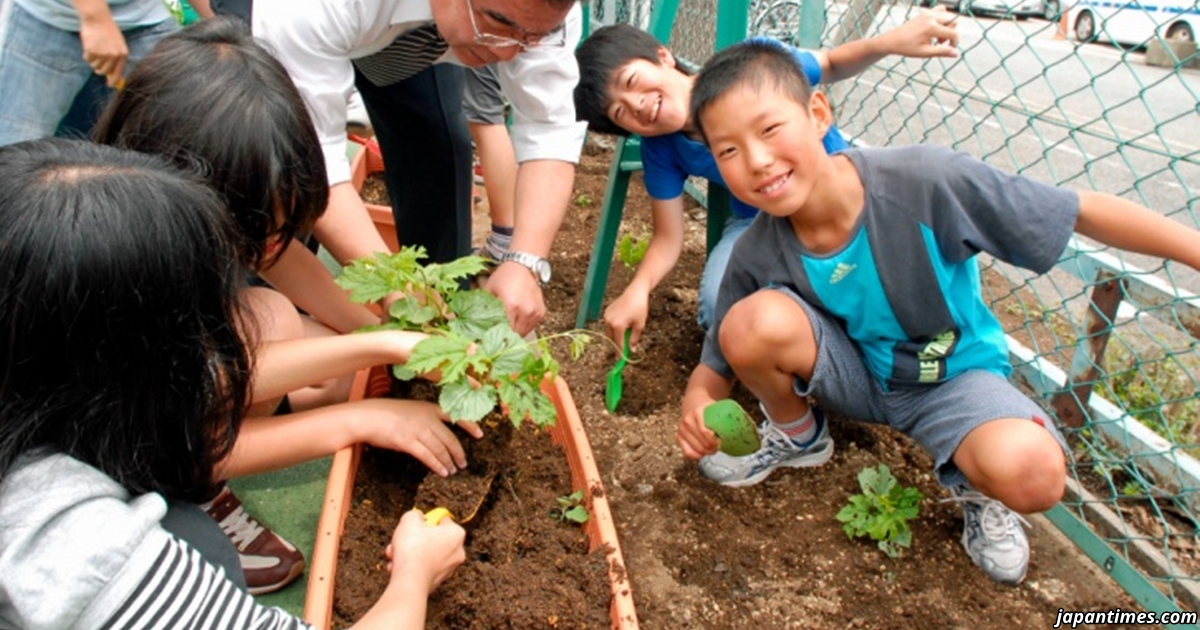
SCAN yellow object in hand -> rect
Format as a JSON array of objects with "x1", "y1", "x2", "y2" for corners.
[{"x1": 422, "y1": 507, "x2": 456, "y2": 525}]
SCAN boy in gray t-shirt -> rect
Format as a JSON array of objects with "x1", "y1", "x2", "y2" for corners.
[{"x1": 677, "y1": 40, "x2": 1200, "y2": 585}]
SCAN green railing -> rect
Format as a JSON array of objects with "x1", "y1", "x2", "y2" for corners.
[{"x1": 585, "y1": 0, "x2": 1200, "y2": 620}]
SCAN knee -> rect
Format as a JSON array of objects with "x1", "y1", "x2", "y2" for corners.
[
  {"x1": 718, "y1": 292, "x2": 812, "y2": 369},
  {"x1": 242, "y1": 287, "x2": 304, "y2": 343},
  {"x1": 963, "y1": 428, "x2": 1065, "y2": 513}
]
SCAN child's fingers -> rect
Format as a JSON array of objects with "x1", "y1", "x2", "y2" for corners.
[{"x1": 447, "y1": 417, "x2": 484, "y2": 439}]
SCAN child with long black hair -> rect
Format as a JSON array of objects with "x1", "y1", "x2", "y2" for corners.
[
  {"x1": 93, "y1": 17, "x2": 481, "y2": 594},
  {"x1": 0, "y1": 138, "x2": 465, "y2": 629}
]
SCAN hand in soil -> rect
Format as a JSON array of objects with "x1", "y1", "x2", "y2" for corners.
[
  {"x1": 354, "y1": 398, "x2": 481, "y2": 476},
  {"x1": 384, "y1": 509, "x2": 466, "y2": 592}
]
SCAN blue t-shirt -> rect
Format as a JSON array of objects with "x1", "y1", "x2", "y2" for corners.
[
  {"x1": 640, "y1": 44, "x2": 850, "y2": 220},
  {"x1": 700, "y1": 145, "x2": 1081, "y2": 390}
]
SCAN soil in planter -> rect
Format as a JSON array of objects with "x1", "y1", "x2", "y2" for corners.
[{"x1": 332, "y1": 381, "x2": 613, "y2": 629}]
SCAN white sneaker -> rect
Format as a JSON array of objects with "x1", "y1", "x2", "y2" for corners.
[
  {"x1": 943, "y1": 485, "x2": 1031, "y2": 585},
  {"x1": 699, "y1": 408, "x2": 834, "y2": 488}
]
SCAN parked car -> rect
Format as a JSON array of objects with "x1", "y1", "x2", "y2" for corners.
[
  {"x1": 1070, "y1": 0, "x2": 1196, "y2": 47},
  {"x1": 918, "y1": 0, "x2": 1061, "y2": 21}
]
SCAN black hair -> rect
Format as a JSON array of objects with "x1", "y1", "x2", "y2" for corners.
[
  {"x1": 0, "y1": 138, "x2": 252, "y2": 503},
  {"x1": 689, "y1": 38, "x2": 815, "y2": 145},
  {"x1": 574, "y1": 24, "x2": 686, "y2": 137},
  {"x1": 94, "y1": 16, "x2": 328, "y2": 271}
]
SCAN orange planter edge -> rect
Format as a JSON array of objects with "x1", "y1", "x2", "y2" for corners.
[
  {"x1": 348, "y1": 146, "x2": 399, "y2": 253},
  {"x1": 302, "y1": 368, "x2": 639, "y2": 630}
]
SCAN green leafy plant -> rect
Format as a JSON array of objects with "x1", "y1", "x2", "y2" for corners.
[
  {"x1": 575, "y1": 193, "x2": 593, "y2": 207},
  {"x1": 616, "y1": 232, "x2": 650, "y2": 269},
  {"x1": 336, "y1": 246, "x2": 591, "y2": 427},
  {"x1": 835, "y1": 464, "x2": 924, "y2": 558},
  {"x1": 549, "y1": 490, "x2": 589, "y2": 524}
]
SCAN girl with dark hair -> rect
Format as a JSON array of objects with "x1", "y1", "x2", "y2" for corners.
[
  {"x1": 94, "y1": 17, "x2": 482, "y2": 595},
  {"x1": 0, "y1": 138, "x2": 465, "y2": 629}
]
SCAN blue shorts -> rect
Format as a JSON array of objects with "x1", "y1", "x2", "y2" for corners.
[{"x1": 773, "y1": 286, "x2": 1067, "y2": 488}]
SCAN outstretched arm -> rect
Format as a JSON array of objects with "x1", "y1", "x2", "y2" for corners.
[
  {"x1": 603, "y1": 196, "x2": 687, "y2": 350},
  {"x1": 816, "y1": 9, "x2": 959, "y2": 84},
  {"x1": 1074, "y1": 190, "x2": 1200, "y2": 272}
]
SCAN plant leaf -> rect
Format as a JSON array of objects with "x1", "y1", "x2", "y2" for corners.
[
  {"x1": 564, "y1": 505, "x2": 589, "y2": 524},
  {"x1": 439, "y1": 380, "x2": 496, "y2": 423},
  {"x1": 498, "y1": 377, "x2": 556, "y2": 427},
  {"x1": 405, "y1": 335, "x2": 473, "y2": 382},
  {"x1": 447, "y1": 291, "x2": 508, "y2": 339}
]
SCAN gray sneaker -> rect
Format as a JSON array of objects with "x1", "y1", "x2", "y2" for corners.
[
  {"x1": 699, "y1": 408, "x2": 834, "y2": 488},
  {"x1": 944, "y1": 485, "x2": 1031, "y2": 585}
]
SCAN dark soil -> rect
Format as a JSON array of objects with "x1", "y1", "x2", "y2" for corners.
[
  {"x1": 342, "y1": 136, "x2": 1149, "y2": 629},
  {"x1": 333, "y1": 386, "x2": 612, "y2": 629}
]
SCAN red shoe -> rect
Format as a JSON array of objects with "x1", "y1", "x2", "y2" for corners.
[{"x1": 204, "y1": 487, "x2": 306, "y2": 595}]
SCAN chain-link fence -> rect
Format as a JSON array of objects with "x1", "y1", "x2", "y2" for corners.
[{"x1": 586, "y1": 0, "x2": 1200, "y2": 618}]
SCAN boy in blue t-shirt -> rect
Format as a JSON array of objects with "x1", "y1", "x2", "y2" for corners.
[
  {"x1": 679, "y1": 40, "x2": 1200, "y2": 585},
  {"x1": 573, "y1": 15, "x2": 959, "y2": 349}
]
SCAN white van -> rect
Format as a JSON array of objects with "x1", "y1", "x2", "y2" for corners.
[{"x1": 1069, "y1": 0, "x2": 1198, "y2": 47}]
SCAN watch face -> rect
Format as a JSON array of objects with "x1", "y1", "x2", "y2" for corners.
[{"x1": 536, "y1": 260, "x2": 551, "y2": 283}]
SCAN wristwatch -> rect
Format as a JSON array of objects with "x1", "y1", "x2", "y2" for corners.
[{"x1": 500, "y1": 251, "x2": 552, "y2": 286}]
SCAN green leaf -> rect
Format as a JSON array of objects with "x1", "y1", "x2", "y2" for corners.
[
  {"x1": 439, "y1": 380, "x2": 496, "y2": 423},
  {"x1": 498, "y1": 378, "x2": 556, "y2": 427},
  {"x1": 389, "y1": 296, "x2": 438, "y2": 327},
  {"x1": 426, "y1": 256, "x2": 489, "y2": 295},
  {"x1": 405, "y1": 335, "x2": 473, "y2": 381},
  {"x1": 564, "y1": 505, "x2": 590, "y2": 524},
  {"x1": 446, "y1": 291, "x2": 508, "y2": 338},
  {"x1": 392, "y1": 364, "x2": 417, "y2": 381},
  {"x1": 568, "y1": 333, "x2": 591, "y2": 361}
]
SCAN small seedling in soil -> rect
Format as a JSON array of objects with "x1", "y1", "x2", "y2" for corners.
[
  {"x1": 336, "y1": 246, "x2": 594, "y2": 427},
  {"x1": 575, "y1": 193, "x2": 593, "y2": 207},
  {"x1": 835, "y1": 464, "x2": 924, "y2": 558},
  {"x1": 549, "y1": 490, "x2": 589, "y2": 524},
  {"x1": 616, "y1": 232, "x2": 650, "y2": 269}
]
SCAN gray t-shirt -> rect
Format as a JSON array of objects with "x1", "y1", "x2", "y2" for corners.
[
  {"x1": 701, "y1": 145, "x2": 1079, "y2": 389},
  {"x1": 0, "y1": 454, "x2": 311, "y2": 630}
]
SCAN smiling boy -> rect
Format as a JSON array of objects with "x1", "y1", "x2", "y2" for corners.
[
  {"x1": 675, "y1": 39, "x2": 1200, "y2": 585},
  {"x1": 573, "y1": 15, "x2": 958, "y2": 350}
]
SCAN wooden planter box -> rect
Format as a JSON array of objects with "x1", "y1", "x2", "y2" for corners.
[{"x1": 301, "y1": 171, "x2": 639, "y2": 627}]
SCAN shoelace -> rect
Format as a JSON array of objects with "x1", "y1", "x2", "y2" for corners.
[
  {"x1": 216, "y1": 504, "x2": 266, "y2": 551},
  {"x1": 941, "y1": 490, "x2": 1031, "y2": 542}
]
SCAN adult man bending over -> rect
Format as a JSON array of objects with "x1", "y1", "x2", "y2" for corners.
[{"x1": 254, "y1": 0, "x2": 584, "y2": 335}]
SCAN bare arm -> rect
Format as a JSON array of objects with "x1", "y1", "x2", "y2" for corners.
[
  {"x1": 258, "y1": 241, "x2": 380, "y2": 334},
  {"x1": 602, "y1": 196, "x2": 687, "y2": 349},
  {"x1": 69, "y1": 0, "x2": 128, "y2": 87},
  {"x1": 1075, "y1": 190, "x2": 1200, "y2": 272},
  {"x1": 486, "y1": 159, "x2": 576, "y2": 335},
  {"x1": 818, "y1": 9, "x2": 959, "y2": 84},
  {"x1": 251, "y1": 330, "x2": 426, "y2": 402}
]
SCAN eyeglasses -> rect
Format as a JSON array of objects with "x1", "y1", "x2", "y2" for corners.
[{"x1": 464, "y1": 0, "x2": 566, "y2": 49}]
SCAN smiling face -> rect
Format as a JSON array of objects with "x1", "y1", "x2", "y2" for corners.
[
  {"x1": 604, "y1": 47, "x2": 694, "y2": 137},
  {"x1": 432, "y1": 0, "x2": 572, "y2": 66},
  {"x1": 700, "y1": 80, "x2": 833, "y2": 218}
]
